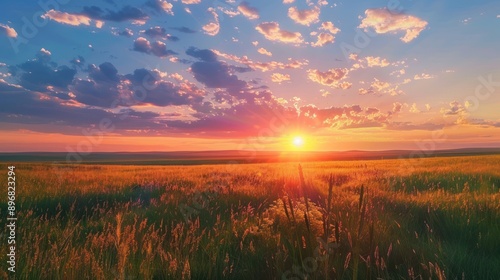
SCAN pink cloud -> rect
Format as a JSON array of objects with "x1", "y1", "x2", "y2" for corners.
[
  {"x1": 359, "y1": 8, "x2": 428, "y2": 42},
  {"x1": 0, "y1": 23, "x2": 17, "y2": 38},
  {"x1": 307, "y1": 68, "x2": 352, "y2": 89},
  {"x1": 42, "y1": 9, "x2": 104, "y2": 28},
  {"x1": 256, "y1": 22, "x2": 303, "y2": 44},
  {"x1": 238, "y1": 2, "x2": 259, "y2": 20},
  {"x1": 288, "y1": 6, "x2": 320, "y2": 26}
]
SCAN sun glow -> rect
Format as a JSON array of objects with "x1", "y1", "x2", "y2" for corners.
[{"x1": 292, "y1": 136, "x2": 304, "y2": 147}]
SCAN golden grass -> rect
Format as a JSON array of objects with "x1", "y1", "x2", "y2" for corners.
[{"x1": 0, "y1": 155, "x2": 499, "y2": 279}]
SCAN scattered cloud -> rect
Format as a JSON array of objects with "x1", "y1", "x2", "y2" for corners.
[
  {"x1": 271, "y1": 73, "x2": 291, "y2": 83},
  {"x1": 409, "y1": 103, "x2": 420, "y2": 113},
  {"x1": 257, "y1": 47, "x2": 272, "y2": 56},
  {"x1": 359, "y1": 8, "x2": 428, "y2": 42},
  {"x1": 311, "y1": 33, "x2": 335, "y2": 47},
  {"x1": 307, "y1": 68, "x2": 352, "y2": 89},
  {"x1": 256, "y1": 22, "x2": 303, "y2": 44},
  {"x1": 171, "y1": 26, "x2": 197, "y2": 33},
  {"x1": 358, "y1": 79, "x2": 403, "y2": 96},
  {"x1": 414, "y1": 73, "x2": 435, "y2": 80},
  {"x1": 182, "y1": 0, "x2": 201, "y2": 4},
  {"x1": 81, "y1": 5, "x2": 149, "y2": 24},
  {"x1": 441, "y1": 101, "x2": 466, "y2": 116},
  {"x1": 238, "y1": 2, "x2": 259, "y2": 20},
  {"x1": 132, "y1": 37, "x2": 176, "y2": 57},
  {"x1": 0, "y1": 23, "x2": 17, "y2": 38},
  {"x1": 350, "y1": 55, "x2": 391, "y2": 69},
  {"x1": 213, "y1": 49, "x2": 308, "y2": 72},
  {"x1": 112, "y1": 28, "x2": 134, "y2": 37},
  {"x1": 146, "y1": 0, "x2": 174, "y2": 15},
  {"x1": 203, "y1": 8, "x2": 220, "y2": 36},
  {"x1": 319, "y1": 21, "x2": 340, "y2": 34},
  {"x1": 140, "y1": 26, "x2": 179, "y2": 41},
  {"x1": 288, "y1": 6, "x2": 320, "y2": 26},
  {"x1": 42, "y1": 10, "x2": 104, "y2": 28}
]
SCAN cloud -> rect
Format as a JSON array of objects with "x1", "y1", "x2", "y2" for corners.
[
  {"x1": 271, "y1": 73, "x2": 291, "y2": 83},
  {"x1": 311, "y1": 33, "x2": 335, "y2": 47},
  {"x1": 213, "y1": 49, "x2": 308, "y2": 72},
  {"x1": 140, "y1": 26, "x2": 179, "y2": 41},
  {"x1": 203, "y1": 8, "x2": 220, "y2": 36},
  {"x1": 358, "y1": 78, "x2": 403, "y2": 96},
  {"x1": 257, "y1": 47, "x2": 272, "y2": 56},
  {"x1": 10, "y1": 50, "x2": 76, "y2": 91},
  {"x1": 0, "y1": 23, "x2": 17, "y2": 38},
  {"x1": 238, "y1": 2, "x2": 259, "y2": 20},
  {"x1": 113, "y1": 28, "x2": 134, "y2": 37},
  {"x1": 186, "y1": 48, "x2": 247, "y2": 90},
  {"x1": 359, "y1": 8, "x2": 428, "y2": 42},
  {"x1": 132, "y1": 37, "x2": 176, "y2": 57},
  {"x1": 288, "y1": 6, "x2": 320, "y2": 26},
  {"x1": 146, "y1": 0, "x2": 174, "y2": 15},
  {"x1": 81, "y1": 5, "x2": 149, "y2": 24},
  {"x1": 71, "y1": 66, "x2": 121, "y2": 107},
  {"x1": 283, "y1": 0, "x2": 295, "y2": 3},
  {"x1": 182, "y1": 0, "x2": 201, "y2": 4},
  {"x1": 171, "y1": 26, "x2": 197, "y2": 33},
  {"x1": 0, "y1": 80, "x2": 172, "y2": 134},
  {"x1": 70, "y1": 56, "x2": 85, "y2": 69},
  {"x1": 299, "y1": 104, "x2": 390, "y2": 130},
  {"x1": 441, "y1": 101, "x2": 466, "y2": 116},
  {"x1": 126, "y1": 68, "x2": 204, "y2": 107},
  {"x1": 409, "y1": 103, "x2": 420, "y2": 113},
  {"x1": 307, "y1": 68, "x2": 352, "y2": 89},
  {"x1": 42, "y1": 10, "x2": 104, "y2": 28},
  {"x1": 256, "y1": 22, "x2": 303, "y2": 44},
  {"x1": 414, "y1": 73, "x2": 435, "y2": 80},
  {"x1": 186, "y1": 47, "x2": 218, "y2": 62},
  {"x1": 392, "y1": 102, "x2": 403, "y2": 114},
  {"x1": 350, "y1": 55, "x2": 391, "y2": 69},
  {"x1": 319, "y1": 21, "x2": 340, "y2": 34},
  {"x1": 37, "y1": 48, "x2": 52, "y2": 62}
]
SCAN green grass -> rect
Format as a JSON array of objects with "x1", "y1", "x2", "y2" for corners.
[{"x1": 0, "y1": 155, "x2": 499, "y2": 279}]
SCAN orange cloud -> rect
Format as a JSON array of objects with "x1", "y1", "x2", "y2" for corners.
[
  {"x1": 350, "y1": 55, "x2": 391, "y2": 69},
  {"x1": 0, "y1": 23, "x2": 17, "y2": 38},
  {"x1": 271, "y1": 73, "x2": 291, "y2": 83},
  {"x1": 181, "y1": 0, "x2": 200, "y2": 4},
  {"x1": 288, "y1": 6, "x2": 320, "y2": 26},
  {"x1": 414, "y1": 73, "x2": 435, "y2": 80},
  {"x1": 359, "y1": 78, "x2": 403, "y2": 96},
  {"x1": 319, "y1": 21, "x2": 340, "y2": 34},
  {"x1": 307, "y1": 68, "x2": 352, "y2": 89},
  {"x1": 213, "y1": 49, "x2": 308, "y2": 72},
  {"x1": 238, "y1": 2, "x2": 259, "y2": 20},
  {"x1": 311, "y1": 33, "x2": 335, "y2": 47},
  {"x1": 257, "y1": 47, "x2": 272, "y2": 56},
  {"x1": 256, "y1": 22, "x2": 303, "y2": 44},
  {"x1": 359, "y1": 8, "x2": 428, "y2": 42},
  {"x1": 203, "y1": 8, "x2": 220, "y2": 36},
  {"x1": 42, "y1": 9, "x2": 104, "y2": 28},
  {"x1": 158, "y1": 0, "x2": 174, "y2": 15}
]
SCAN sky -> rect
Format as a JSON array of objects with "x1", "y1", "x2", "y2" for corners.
[{"x1": 0, "y1": 0, "x2": 499, "y2": 152}]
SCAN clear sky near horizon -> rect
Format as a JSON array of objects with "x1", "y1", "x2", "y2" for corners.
[{"x1": 0, "y1": 0, "x2": 499, "y2": 152}]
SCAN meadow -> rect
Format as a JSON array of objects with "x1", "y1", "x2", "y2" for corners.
[{"x1": 1, "y1": 155, "x2": 499, "y2": 279}]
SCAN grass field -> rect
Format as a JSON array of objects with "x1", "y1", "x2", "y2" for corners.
[{"x1": 1, "y1": 155, "x2": 500, "y2": 279}]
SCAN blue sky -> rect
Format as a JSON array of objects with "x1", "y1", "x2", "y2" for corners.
[{"x1": 0, "y1": 0, "x2": 499, "y2": 151}]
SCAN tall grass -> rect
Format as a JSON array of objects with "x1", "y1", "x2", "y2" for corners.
[{"x1": 0, "y1": 155, "x2": 499, "y2": 279}]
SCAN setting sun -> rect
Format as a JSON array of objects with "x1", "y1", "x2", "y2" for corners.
[{"x1": 292, "y1": 136, "x2": 304, "y2": 147}]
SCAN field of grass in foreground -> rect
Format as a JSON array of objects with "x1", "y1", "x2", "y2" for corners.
[{"x1": 1, "y1": 155, "x2": 499, "y2": 279}]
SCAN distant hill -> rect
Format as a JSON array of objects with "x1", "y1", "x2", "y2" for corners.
[{"x1": 1, "y1": 148, "x2": 499, "y2": 165}]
